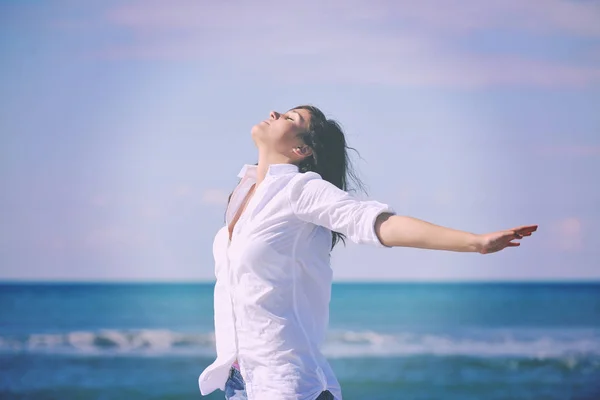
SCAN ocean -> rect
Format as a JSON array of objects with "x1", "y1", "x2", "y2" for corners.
[{"x1": 1, "y1": 282, "x2": 599, "y2": 400}]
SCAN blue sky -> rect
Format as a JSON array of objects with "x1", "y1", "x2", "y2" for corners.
[{"x1": 1, "y1": 0, "x2": 599, "y2": 281}]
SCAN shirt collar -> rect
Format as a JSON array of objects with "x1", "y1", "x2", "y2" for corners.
[{"x1": 237, "y1": 163, "x2": 299, "y2": 179}]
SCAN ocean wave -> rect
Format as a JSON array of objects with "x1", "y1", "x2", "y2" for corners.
[
  {"x1": 0, "y1": 329, "x2": 216, "y2": 356},
  {"x1": 323, "y1": 329, "x2": 600, "y2": 359},
  {"x1": 1, "y1": 328, "x2": 599, "y2": 359}
]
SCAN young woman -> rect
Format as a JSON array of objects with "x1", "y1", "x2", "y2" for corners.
[{"x1": 198, "y1": 105, "x2": 537, "y2": 400}]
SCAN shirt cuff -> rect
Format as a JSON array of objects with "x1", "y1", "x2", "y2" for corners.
[{"x1": 363, "y1": 202, "x2": 395, "y2": 248}]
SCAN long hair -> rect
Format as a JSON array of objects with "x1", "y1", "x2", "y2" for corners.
[
  {"x1": 226, "y1": 105, "x2": 367, "y2": 250},
  {"x1": 292, "y1": 105, "x2": 366, "y2": 249}
]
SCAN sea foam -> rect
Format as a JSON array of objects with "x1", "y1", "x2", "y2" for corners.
[{"x1": 1, "y1": 328, "x2": 599, "y2": 359}]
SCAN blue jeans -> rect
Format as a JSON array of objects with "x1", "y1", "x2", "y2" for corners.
[{"x1": 225, "y1": 367, "x2": 335, "y2": 400}]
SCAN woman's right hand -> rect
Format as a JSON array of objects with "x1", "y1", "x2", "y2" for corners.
[{"x1": 476, "y1": 225, "x2": 538, "y2": 254}]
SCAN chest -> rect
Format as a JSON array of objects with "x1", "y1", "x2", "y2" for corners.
[
  {"x1": 226, "y1": 178, "x2": 294, "y2": 241},
  {"x1": 215, "y1": 179, "x2": 299, "y2": 260}
]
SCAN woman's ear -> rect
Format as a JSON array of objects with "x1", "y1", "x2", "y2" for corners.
[{"x1": 293, "y1": 146, "x2": 313, "y2": 158}]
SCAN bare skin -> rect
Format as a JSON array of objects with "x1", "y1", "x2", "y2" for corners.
[
  {"x1": 374, "y1": 213, "x2": 537, "y2": 254},
  {"x1": 229, "y1": 108, "x2": 538, "y2": 367},
  {"x1": 230, "y1": 108, "x2": 313, "y2": 365},
  {"x1": 249, "y1": 107, "x2": 538, "y2": 254},
  {"x1": 227, "y1": 184, "x2": 256, "y2": 241},
  {"x1": 251, "y1": 109, "x2": 313, "y2": 188}
]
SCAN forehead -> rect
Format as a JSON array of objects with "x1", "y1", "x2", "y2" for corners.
[{"x1": 288, "y1": 108, "x2": 311, "y2": 128}]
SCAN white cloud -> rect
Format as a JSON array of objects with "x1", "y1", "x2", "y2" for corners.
[
  {"x1": 538, "y1": 145, "x2": 600, "y2": 157},
  {"x1": 374, "y1": 0, "x2": 600, "y2": 36},
  {"x1": 37, "y1": 235, "x2": 67, "y2": 251},
  {"x1": 434, "y1": 189, "x2": 455, "y2": 207},
  {"x1": 90, "y1": 194, "x2": 110, "y2": 207},
  {"x1": 201, "y1": 188, "x2": 229, "y2": 206},
  {"x1": 78, "y1": 0, "x2": 600, "y2": 87},
  {"x1": 174, "y1": 184, "x2": 192, "y2": 198},
  {"x1": 84, "y1": 226, "x2": 150, "y2": 249},
  {"x1": 139, "y1": 205, "x2": 162, "y2": 220},
  {"x1": 548, "y1": 217, "x2": 584, "y2": 252},
  {"x1": 104, "y1": 0, "x2": 600, "y2": 37}
]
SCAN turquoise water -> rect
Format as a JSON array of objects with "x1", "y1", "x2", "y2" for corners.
[{"x1": 1, "y1": 282, "x2": 600, "y2": 399}]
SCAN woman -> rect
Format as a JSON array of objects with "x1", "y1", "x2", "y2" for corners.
[{"x1": 198, "y1": 105, "x2": 537, "y2": 400}]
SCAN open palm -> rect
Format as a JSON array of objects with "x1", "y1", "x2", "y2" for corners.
[{"x1": 478, "y1": 225, "x2": 538, "y2": 254}]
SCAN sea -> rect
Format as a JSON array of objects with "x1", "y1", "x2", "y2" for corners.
[{"x1": 1, "y1": 282, "x2": 599, "y2": 400}]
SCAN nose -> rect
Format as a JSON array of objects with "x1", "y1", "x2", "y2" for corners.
[{"x1": 269, "y1": 111, "x2": 280, "y2": 120}]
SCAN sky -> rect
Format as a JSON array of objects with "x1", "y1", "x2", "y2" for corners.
[{"x1": 0, "y1": 0, "x2": 599, "y2": 282}]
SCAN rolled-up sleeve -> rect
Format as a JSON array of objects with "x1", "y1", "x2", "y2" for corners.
[{"x1": 287, "y1": 172, "x2": 395, "y2": 247}]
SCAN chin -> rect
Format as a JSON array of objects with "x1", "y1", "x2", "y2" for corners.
[{"x1": 250, "y1": 123, "x2": 264, "y2": 141}]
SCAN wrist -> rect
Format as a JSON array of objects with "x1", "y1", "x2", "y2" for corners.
[{"x1": 469, "y1": 233, "x2": 484, "y2": 253}]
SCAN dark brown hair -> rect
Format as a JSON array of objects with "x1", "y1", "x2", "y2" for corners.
[
  {"x1": 292, "y1": 105, "x2": 366, "y2": 249},
  {"x1": 226, "y1": 105, "x2": 367, "y2": 250}
]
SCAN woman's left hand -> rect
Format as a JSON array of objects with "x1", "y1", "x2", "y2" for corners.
[{"x1": 476, "y1": 225, "x2": 538, "y2": 254}]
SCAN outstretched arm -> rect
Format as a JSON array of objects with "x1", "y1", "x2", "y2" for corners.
[{"x1": 374, "y1": 213, "x2": 538, "y2": 254}]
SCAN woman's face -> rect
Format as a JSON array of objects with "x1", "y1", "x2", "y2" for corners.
[{"x1": 251, "y1": 108, "x2": 312, "y2": 155}]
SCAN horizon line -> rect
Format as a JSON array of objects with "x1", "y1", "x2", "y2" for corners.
[{"x1": 1, "y1": 279, "x2": 599, "y2": 285}]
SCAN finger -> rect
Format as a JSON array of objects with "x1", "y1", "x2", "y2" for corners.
[
  {"x1": 510, "y1": 226, "x2": 536, "y2": 234},
  {"x1": 500, "y1": 232, "x2": 518, "y2": 241},
  {"x1": 515, "y1": 228, "x2": 536, "y2": 235},
  {"x1": 514, "y1": 225, "x2": 538, "y2": 233},
  {"x1": 507, "y1": 242, "x2": 520, "y2": 247}
]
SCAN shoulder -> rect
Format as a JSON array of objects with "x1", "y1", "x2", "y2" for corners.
[
  {"x1": 290, "y1": 171, "x2": 322, "y2": 183},
  {"x1": 287, "y1": 171, "x2": 349, "y2": 209},
  {"x1": 288, "y1": 171, "x2": 327, "y2": 196}
]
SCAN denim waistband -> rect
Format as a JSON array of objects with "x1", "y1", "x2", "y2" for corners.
[
  {"x1": 227, "y1": 367, "x2": 334, "y2": 399},
  {"x1": 229, "y1": 366, "x2": 242, "y2": 379}
]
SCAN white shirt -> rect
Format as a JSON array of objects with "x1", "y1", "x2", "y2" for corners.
[{"x1": 198, "y1": 163, "x2": 394, "y2": 400}]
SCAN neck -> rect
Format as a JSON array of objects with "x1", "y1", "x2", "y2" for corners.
[{"x1": 256, "y1": 149, "x2": 292, "y2": 187}]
